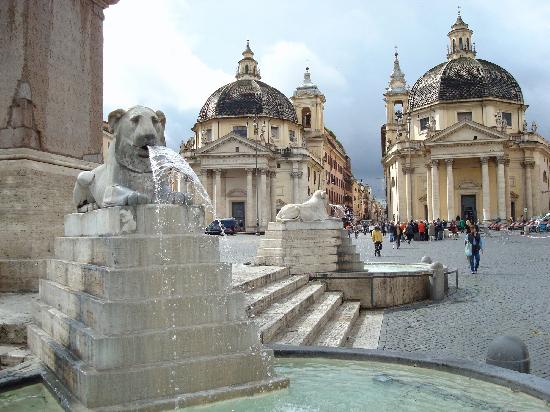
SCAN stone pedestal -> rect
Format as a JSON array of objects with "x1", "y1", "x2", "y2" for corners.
[
  {"x1": 255, "y1": 220, "x2": 363, "y2": 274},
  {"x1": 28, "y1": 204, "x2": 286, "y2": 410}
]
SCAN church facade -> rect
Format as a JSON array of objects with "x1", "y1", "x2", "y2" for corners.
[
  {"x1": 382, "y1": 13, "x2": 550, "y2": 223},
  {"x1": 181, "y1": 42, "x2": 343, "y2": 233}
]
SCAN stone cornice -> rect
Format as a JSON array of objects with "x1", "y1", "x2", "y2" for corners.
[{"x1": 0, "y1": 148, "x2": 98, "y2": 171}]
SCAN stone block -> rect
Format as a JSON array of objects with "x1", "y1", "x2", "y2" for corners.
[
  {"x1": 46, "y1": 260, "x2": 231, "y2": 300},
  {"x1": 54, "y1": 234, "x2": 219, "y2": 267},
  {"x1": 37, "y1": 304, "x2": 260, "y2": 370},
  {"x1": 266, "y1": 219, "x2": 343, "y2": 231},
  {"x1": 39, "y1": 280, "x2": 248, "y2": 334},
  {"x1": 28, "y1": 325, "x2": 278, "y2": 409},
  {"x1": 0, "y1": 259, "x2": 47, "y2": 292},
  {"x1": 64, "y1": 204, "x2": 204, "y2": 237}
]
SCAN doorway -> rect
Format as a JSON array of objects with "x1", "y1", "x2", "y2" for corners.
[
  {"x1": 511, "y1": 201, "x2": 516, "y2": 221},
  {"x1": 461, "y1": 195, "x2": 477, "y2": 222},
  {"x1": 232, "y1": 201, "x2": 245, "y2": 232}
]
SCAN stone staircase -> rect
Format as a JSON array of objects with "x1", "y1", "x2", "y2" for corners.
[{"x1": 233, "y1": 264, "x2": 376, "y2": 349}]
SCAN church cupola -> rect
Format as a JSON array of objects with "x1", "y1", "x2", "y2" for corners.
[
  {"x1": 236, "y1": 40, "x2": 261, "y2": 80},
  {"x1": 291, "y1": 67, "x2": 325, "y2": 132},
  {"x1": 386, "y1": 49, "x2": 407, "y2": 94},
  {"x1": 447, "y1": 8, "x2": 476, "y2": 60}
]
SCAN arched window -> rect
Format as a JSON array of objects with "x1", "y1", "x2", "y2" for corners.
[
  {"x1": 245, "y1": 65, "x2": 249, "y2": 74},
  {"x1": 466, "y1": 38, "x2": 470, "y2": 51},
  {"x1": 459, "y1": 37, "x2": 463, "y2": 50},
  {"x1": 452, "y1": 39, "x2": 456, "y2": 52},
  {"x1": 302, "y1": 107, "x2": 312, "y2": 128},
  {"x1": 543, "y1": 171, "x2": 548, "y2": 184}
]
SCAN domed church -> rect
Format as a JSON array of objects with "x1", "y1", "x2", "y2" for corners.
[
  {"x1": 181, "y1": 42, "x2": 327, "y2": 233},
  {"x1": 382, "y1": 11, "x2": 550, "y2": 223}
]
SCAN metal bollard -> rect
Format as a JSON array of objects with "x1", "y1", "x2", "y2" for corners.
[{"x1": 486, "y1": 336, "x2": 530, "y2": 373}]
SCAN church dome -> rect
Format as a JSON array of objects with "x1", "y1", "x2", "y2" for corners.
[
  {"x1": 197, "y1": 78, "x2": 298, "y2": 123},
  {"x1": 408, "y1": 57, "x2": 523, "y2": 111}
]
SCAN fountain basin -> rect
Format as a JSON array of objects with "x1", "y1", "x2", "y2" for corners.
[
  {"x1": 3, "y1": 347, "x2": 549, "y2": 411},
  {"x1": 312, "y1": 263, "x2": 438, "y2": 308}
]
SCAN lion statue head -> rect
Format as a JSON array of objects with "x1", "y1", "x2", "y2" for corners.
[{"x1": 108, "y1": 106, "x2": 166, "y2": 173}]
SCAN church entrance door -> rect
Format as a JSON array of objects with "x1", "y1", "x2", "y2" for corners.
[
  {"x1": 232, "y1": 202, "x2": 245, "y2": 232},
  {"x1": 461, "y1": 195, "x2": 477, "y2": 222}
]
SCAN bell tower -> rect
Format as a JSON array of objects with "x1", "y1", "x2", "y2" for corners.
[
  {"x1": 383, "y1": 48, "x2": 409, "y2": 146},
  {"x1": 291, "y1": 67, "x2": 326, "y2": 133},
  {"x1": 236, "y1": 40, "x2": 261, "y2": 80},
  {"x1": 447, "y1": 8, "x2": 476, "y2": 60}
]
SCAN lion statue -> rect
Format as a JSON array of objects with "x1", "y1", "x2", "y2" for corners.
[
  {"x1": 276, "y1": 190, "x2": 329, "y2": 222},
  {"x1": 73, "y1": 105, "x2": 189, "y2": 212}
]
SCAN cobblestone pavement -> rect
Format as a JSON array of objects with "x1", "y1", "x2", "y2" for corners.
[{"x1": 219, "y1": 230, "x2": 550, "y2": 379}]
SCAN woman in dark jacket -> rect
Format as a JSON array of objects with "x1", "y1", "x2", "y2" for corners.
[{"x1": 465, "y1": 225, "x2": 483, "y2": 274}]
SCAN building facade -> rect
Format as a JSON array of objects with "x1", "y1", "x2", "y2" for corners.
[
  {"x1": 382, "y1": 13, "x2": 550, "y2": 223},
  {"x1": 181, "y1": 43, "x2": 327, "y2": 233}
]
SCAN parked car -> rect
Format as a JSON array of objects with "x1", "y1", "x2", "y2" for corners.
[{"x1": 205, "y1": 218, "x2": 238, "y2": 235}]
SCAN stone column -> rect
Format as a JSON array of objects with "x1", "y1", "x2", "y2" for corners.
[
  {"x1": 397, "y1": 158, "x2": 406, "y2": 222},
  {"x1": 246, "y1": 168, "x2": 254, "y2": 230},
  {"x1": 523, "y1": 161, "x2": 535, "y2": 217},
  {"x1": 426, "y1": 163, "x2": 433, "y2": 221},
  {"x1": 431, "y1": 160, "x2": 440, "y2": 220},
  {"x1": 260, "y1": 169, "x2": 268, "y2": 228},
  {"x1": 291, "y1": 168, "x2": 301, "y2": 203},
  {"x1": 214, "y1": 169, "x2": 223, "y2": 217},
  {"x1": 481, "y1": 157, "x2": 490, "y2": 221},
  {"x1": 403, "y1": 165, "x2": 413, "y2": 221},
  {"x1": 302, "y1": 162, "x2": 309, "y2": 203},
  {"x1": 270, "y1": 171, "x2": 277, "y2": 221},
  {"x1": 497, "y1": 157, "x2": 506, "y2": 220},
  {"x1": 504, "y1": 159, "x2": 511, "y2": 220},
  {"x1": 446, "y1": 159, "x2": 455, "y2": 221}
]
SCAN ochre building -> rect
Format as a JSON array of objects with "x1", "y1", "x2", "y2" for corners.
[{"x1": 382, "y1": 13, "x2": 550, "y2": 223}]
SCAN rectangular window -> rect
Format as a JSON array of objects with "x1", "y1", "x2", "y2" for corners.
[
  {"x1": 502, "y1": 112, "x2": 512, "y2": 127},
  {"x1": 457, "y1": 111, "x2": 472, "y2": 122},
  {"x1": 419, "y1": 117, "x2": 429, "y2": 131},
  {"x1": 289, "y1": 130, "x2": 296, "y2": 142},
  {"x1": 233, "y1": 125, "x2": 247, "y2": 137},
  {"x1": 271, "y1": 126, "x2": 279, "y2": 139}
]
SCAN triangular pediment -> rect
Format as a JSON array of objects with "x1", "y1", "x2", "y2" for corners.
[
  {"x1": 425, "y1": 120, "x2": 507, "y2": 145},
  {"x1": 197, "y1": 132, "x2": 273, "y2": 155}
]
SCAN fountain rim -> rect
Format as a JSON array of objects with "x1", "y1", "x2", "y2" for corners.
[
  {"x1": 268, "y1": 344, "x2": 550, "y2": 403},
  {"x1": 2, "y1": 346, "x2": 550, "y2": 407}
]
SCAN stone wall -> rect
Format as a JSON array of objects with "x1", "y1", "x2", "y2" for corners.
[
  {"x1": 0, "y1": 149, "x2": 97, "y2": 291},
  {"x1": 0, "y1": 0, "x2": 114, "y2": 158}
]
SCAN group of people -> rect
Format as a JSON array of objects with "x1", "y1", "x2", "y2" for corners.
[{"x1": 354, "y1": 216, "x2": 484, "y2": 275}]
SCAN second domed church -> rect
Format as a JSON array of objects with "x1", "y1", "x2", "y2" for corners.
[
  {"x1": 181, "y1": 42, "x2": 353, "y2": 233},
  {"x1": 383, "y1": 12, "x2": 550, "y2": 223}
]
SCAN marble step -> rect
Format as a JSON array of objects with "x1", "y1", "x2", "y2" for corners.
[
  {"x1": 232, "y1": 265, "x2": 289, "y2": 292},
  {"x1": 255, "y1": 283, "x2": 325, "y2": 343},
  {"x1": 313, "y1": 301, "x2": 361, "y2": 347},
  {"x1": 47, "y1": 259, "x2": 231, "y2": 300},
  {"x1": 39, "y1": 280, "x2": 247, "y2": 334},
  {"x1": 54, "y1": 234, "x2": 219, "y2": 267},
  {"x1": 64, "y1": 204, "x2": 204, "y2": 237},
  {"x1": 28, "y1": 325, "x2": 282, "y2": 409},
  {"x1": 274, "y1": 292, "x2": 342, "y2": 346},
  {"x1": 246, "y1": 274, "x2": 309, "y2": 316},
  {"x1": 36, "y1": 302, "x2": 260, "y2": 370},
  {"x1": 259, "y1": 237, "x2": 342, "y2": 249},
  {"x1": 348, "y1": 310, "x2": 384, "y2": 349}
]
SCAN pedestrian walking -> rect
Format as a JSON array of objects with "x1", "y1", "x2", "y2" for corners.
[
  {"x1": 371, "y1": 225, "x2": 383, "y2": 257},
  {"x1": 418, "y1": 220, "x2": 426, "y2": 241},
  {"x1": 406, "y1": 221, "x2": 414, "y2": 244},
  {"x1": 465, "y1": 225, "x2": 483, "y2": 274},
  {"x1": 394, "y1": 222, "x2": 401, "y2": 249}
]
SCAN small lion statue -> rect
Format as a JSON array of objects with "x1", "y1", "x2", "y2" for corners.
[
  {"x1": 276, "y1": 190, "x2": 329, "y2": 222},
  {"x1": 73, "y1": 105, "x2": 189, "y2": 212}
]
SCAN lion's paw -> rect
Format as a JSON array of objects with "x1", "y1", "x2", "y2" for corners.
[
  {"x1": 170, "y1": 192, "x2": 192, "y2": 205},
  {"x1": 127, "y1": 192, "x2": 150, "y2": 205}
]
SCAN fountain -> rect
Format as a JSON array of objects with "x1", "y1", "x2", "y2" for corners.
[{"x1": 25, "y1": 106, "x2": 287, "y2": 410}]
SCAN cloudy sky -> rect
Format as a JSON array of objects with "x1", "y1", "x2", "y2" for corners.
[{"x1": 103, "y1": 0, "x2": 550, "y2": 199}]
